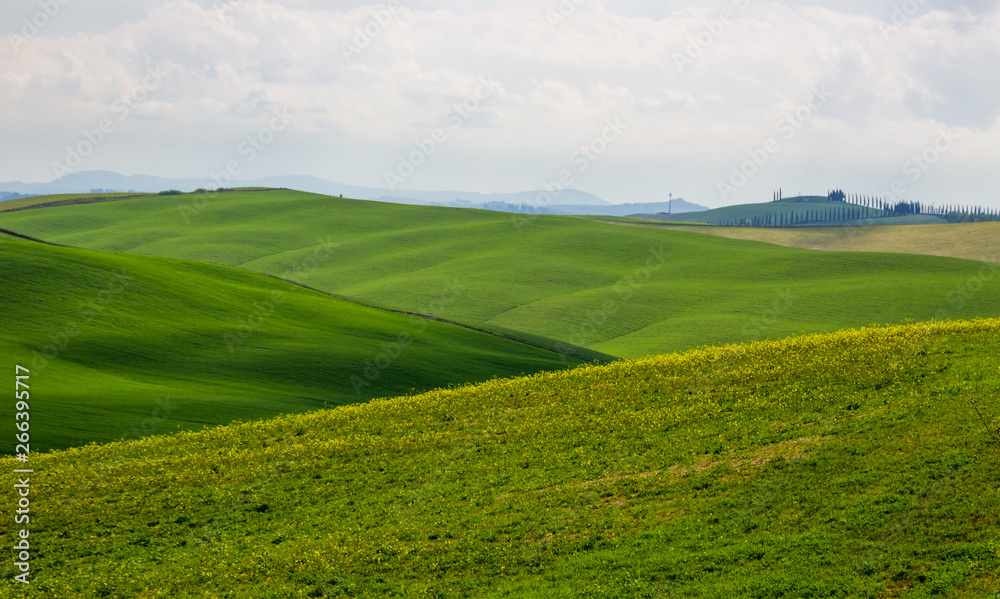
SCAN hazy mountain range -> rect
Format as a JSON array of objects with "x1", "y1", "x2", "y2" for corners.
[{"x1": 0, "y1": 171, "x2": 707, "y2": 216}]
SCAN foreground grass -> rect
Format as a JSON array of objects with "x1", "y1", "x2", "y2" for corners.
[
  {"x1": 0, "y1": 233, "x2": 590, "y2": 450},
  {"x1": 3, "y1": 319, "x2": 999, "y2": 597},
  {"x1": 3, "y1": 190, "x2": 1000, "y2": 357}
]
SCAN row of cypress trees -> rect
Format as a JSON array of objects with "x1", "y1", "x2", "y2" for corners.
[{"x1": 755, "y1": 189, "x2": 1000, "y2": 227}]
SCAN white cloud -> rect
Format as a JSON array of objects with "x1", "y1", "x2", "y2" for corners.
[{"x1": 0, "y1": 0, "x2": 997, "y2": 208}]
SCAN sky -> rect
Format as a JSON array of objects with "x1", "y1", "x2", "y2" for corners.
[{"x1": 2, "y1": 0, "x2": 999, "y2": 207}]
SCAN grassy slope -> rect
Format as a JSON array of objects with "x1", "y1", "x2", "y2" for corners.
[
  {"x1": 630, "y1": 222, "x2": 1000, "y2": 263},
  {"x1": 4, "y1": 319, "x2": 999, "y2": 597},
  {"x1": 3, "y1": 190, "x2": 1000, "y2": 358},
  {"x1": 0, "y1": 233, "x2": 589, "y2": 451}
]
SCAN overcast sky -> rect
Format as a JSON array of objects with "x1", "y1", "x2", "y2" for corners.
[{"x1": 2, "y1": 0, "x2": 998, "y2": 207}]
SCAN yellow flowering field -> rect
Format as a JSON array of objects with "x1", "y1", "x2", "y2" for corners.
[{"x1": 2, "y1": 318, "x2": 999, "y2": 597}]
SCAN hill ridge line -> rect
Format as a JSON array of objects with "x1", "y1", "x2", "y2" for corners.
[
  {"x1": 0, "y1": 227, "x2": 66, "y2": 246},
  {"x1": 259, "y1": 272, "x2": 617, "y2": 364},
  {"x1": 0, "y1": 187, "x2": 284, "y2": 213},
  {"x1": 0, "y1": 193, "x2": 153, "y2": 213}
]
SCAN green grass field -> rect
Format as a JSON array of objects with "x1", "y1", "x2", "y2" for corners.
[
  {"x1": 3, "y1": 190, "x2": 1000, "y2": 358},
  {"x1": 4, "y1": 318, "x2": 999, "y2": 597},
  {"x1": 0, "y1": 232, "x2": 594, "y2": 451}
]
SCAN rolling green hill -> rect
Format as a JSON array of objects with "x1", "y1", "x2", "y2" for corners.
[
  {"x1": 4, "y1": 318, "x2": 999, "y2": 597},
  {"x1": 3, "y1": 189, "x2": 1000, "y2": 358},
  {"x1": 628, "y1": 194, "x2": 976, "y2": 228},
  {"x1": 0, "y1": 232, "x2": 595, "y2": 451},
  {"x1": 644, "y1": 199, "x2": 921, "y2": 227}
]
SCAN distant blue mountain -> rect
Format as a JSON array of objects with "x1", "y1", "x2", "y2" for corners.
[{"x1": 0, "y1": 171, "x2": 708, "y2": 216}]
